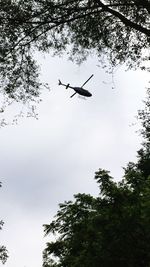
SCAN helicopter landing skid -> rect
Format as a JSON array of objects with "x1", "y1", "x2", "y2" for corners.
[{"x1": 78, "y1": 95, "x2": 87, "y2": 100}]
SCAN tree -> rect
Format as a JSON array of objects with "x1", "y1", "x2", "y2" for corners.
[
  {"x1": 0, "y1": 182, "x2": 8, "y2": 264},
  {"x1": 0, "y1": 0, "x2": 150, "y2": 104},
  {"x1": 42, "y1": 89, "x2": 150, "y2": 267}
]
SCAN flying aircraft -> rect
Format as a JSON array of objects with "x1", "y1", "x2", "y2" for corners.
[{"x1": 58, "y1": 74, "x2": 94, "y2": 98}]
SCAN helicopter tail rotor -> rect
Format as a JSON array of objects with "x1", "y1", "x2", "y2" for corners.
[{"x1": 58, "y1": 79, "x2": 62, "y2": 85}]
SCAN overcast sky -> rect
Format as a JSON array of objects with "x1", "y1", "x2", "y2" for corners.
[{"x1": 0, "y1": 53, "x2": 149, "y2": 267}]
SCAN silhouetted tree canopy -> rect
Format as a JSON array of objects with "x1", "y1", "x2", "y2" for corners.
[
  {"x1": 0, "y1": 183, "x2": 8, "y2": 264},
  {"x1": 43, "y1": 89, "x2": 150, "y2": 267},
  {"x1": 0, "y1": 0, "x2": 150, "y2": 103}
]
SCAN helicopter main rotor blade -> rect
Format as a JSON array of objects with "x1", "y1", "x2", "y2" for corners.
[
  {"x1": 81, "y1": 74, "x2": 94, "y2": 88},
  {"x1": 70, "y1": 92, "x2": 77, "y2": 98}
]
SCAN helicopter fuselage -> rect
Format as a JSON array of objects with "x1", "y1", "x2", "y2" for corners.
[{"x1": 70, "y1": 86, "x2": 92, "y2": 97}]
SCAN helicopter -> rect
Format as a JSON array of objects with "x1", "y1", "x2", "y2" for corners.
[{"x1": 58, "y1": 74, "x2": 94, "y2": 98}]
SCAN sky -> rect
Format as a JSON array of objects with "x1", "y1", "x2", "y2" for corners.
[{"x1": 0, "y1": 53, "x2": 149, "y2": 267}]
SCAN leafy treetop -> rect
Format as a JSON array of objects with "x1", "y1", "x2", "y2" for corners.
[
  {"x1": 0, "y1": 0, "x2": 150, "y2": 102},
  {"x1": 43, "y1": 90, "x2": 150, "y2": 267}
]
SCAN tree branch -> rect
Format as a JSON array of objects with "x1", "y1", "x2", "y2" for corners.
[
  {"x1": 4, "y1": 9, "x2": 103, "y2": 57},
  {"x1": 95, "y1": 0, "x2": 150, "y2": 36}
]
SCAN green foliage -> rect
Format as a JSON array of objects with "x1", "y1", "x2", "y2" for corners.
[
  {"x1": 0, "y1": 244, "x2": 8, "y2": 265},
  {"x1": 0, "y1": 184, "x2": 8, "y2": 264},
  {"x1": 0, "y1": 0, "x2": 150, "y2": 103},
  {"x1": 138, "y1": 88, "x2": 150, "y2": 141},
  {"x1": 43, "y1": 90, "x2": 150, "y2": 267}
]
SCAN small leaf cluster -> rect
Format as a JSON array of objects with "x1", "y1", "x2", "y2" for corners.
[{"x1": 0, "y1": 184, "x2": 8, "y2": 265}]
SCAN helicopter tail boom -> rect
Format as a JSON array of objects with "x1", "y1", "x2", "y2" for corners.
[{"x1": 58, "y1": 80, "x2": 71, "y2": 89}]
